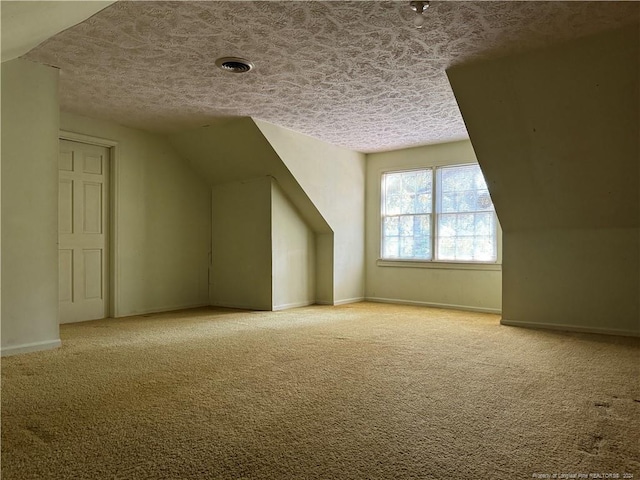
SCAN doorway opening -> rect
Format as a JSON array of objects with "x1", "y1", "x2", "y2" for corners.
[{"x1": 58, "y1": 132, "x2": 117, "y2": 323}]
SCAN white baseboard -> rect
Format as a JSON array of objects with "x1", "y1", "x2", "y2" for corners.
[
  {"x1": 500, "y1": 318, "x2": 640, "y2": 337},
  {"x1": 209, "y1": 301, "x2": 270, "y2": 311},
  {"x1": 273, "y1": 301, "x2": 315, "y2": 311},
  {"x1": 118, "y1": 302, "x2": 210, "y2": 318},
  {"x1": 1, "y1": 339, "x2": 62, "y2": 357},
  {"x1": 334, "y1": 297, "x2": 365, "y2": 306},
  {"x1": 365, "y1": 296, "x2": 502, "y2": 315},
  {"x1": 313, "y1": 298, "x2": 364, "y2": 306}
]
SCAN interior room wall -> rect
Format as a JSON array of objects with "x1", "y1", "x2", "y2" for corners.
[
  {"x1": 167, "y1": 119, "x2": 331, "y2": 234},
  {"x1": 255, "y1": 120, "x2": 366, "y2": 304},
  {"x1": 365, "y1": 140, "x2": 503, "y2": 313},
  {"x1": 211, "y1": 177, "x2": 273, "y2": 310},
  {"x1": 314, "y1": 232, "x2": 334, "y2": 305},
  {"x1": 60, "y1": 112, "x2": 211, "y2": 317},
  {"x1": 1, "y1": 58, "x2": 61, "y2": 355},
  {"x1": 272, "y1": 180, "x2": 316, "y2": 310},
  {"x1": 448, "y1": 25, "x2": 639, "y2": 335},
  {"x1": 167, "y1": 119, "x2": 333, "y2": 305}
]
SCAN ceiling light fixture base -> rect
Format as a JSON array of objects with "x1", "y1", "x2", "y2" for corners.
[{"x1": 410, "y1": 1, "x2": 430, "y2": 29}]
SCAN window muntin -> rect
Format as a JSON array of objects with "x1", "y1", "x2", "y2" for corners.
[{"x1": 381, "y1": 164, "x2": 497, "y2": 263}]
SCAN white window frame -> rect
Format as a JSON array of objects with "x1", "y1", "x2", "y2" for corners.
[{"x1": 378, "y1": 163, "x2": 501, "y2": 271}]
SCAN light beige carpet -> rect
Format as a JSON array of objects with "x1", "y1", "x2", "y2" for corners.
[{"x1": 2, "y1": 303, "x2": 639, "y2": 480}]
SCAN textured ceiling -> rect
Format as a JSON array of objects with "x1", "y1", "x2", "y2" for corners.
[{"x1": 25, "y1": 1, "x2": 639, "y2": 152}]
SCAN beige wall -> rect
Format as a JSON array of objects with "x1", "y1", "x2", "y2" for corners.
[
  {"x1": 272, "y1": 181, "x2": 316, "y2": 310},
  {"x1": 168, "y1": 119, "x2": 333, "y2": 305},
  {"x1": 167, "y1": 119, "x2": 330, "y2": 234},
  {"x1": 211, "y1": 177, "x2": 273, "y2": 310},
  {"x1": 1, "y1": 1, "x2": 115, "y2": 62},
  {"x1": 60, "y1": 112, "x2": 211, "y2": 317},
  {"x1": 170, "y1": 119, "x2": 363, "y2": 306},
  {"x1": 255, "y1": 121, "x2": 366, "y2": 304},
  {"x1": 314, "y1": 232, "x2": 334, "y2": 305},
  {"x1": 365, "y1": 141, "x2": 503, "y2": 313},
  {"x1": 448, "y1": 25, "x2": 639, "y2": 335},
  {"x1": 1, "y1": 59, "x2": 60, "y2": 355},
  {"x1": 210, "y1": 177, "x2": 316, "y2": 311}
]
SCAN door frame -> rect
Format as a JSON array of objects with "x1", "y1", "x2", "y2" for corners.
[{"x1": 59, "y1": 131, "x2": 120, "y2": 318}]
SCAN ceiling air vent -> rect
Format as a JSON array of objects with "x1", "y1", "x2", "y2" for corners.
[{"x1": 215, "y1": 57, "x2": 254, "y2": 73}]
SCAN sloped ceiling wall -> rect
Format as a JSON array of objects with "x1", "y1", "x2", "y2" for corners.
[
  {"x1": 447, "y1": 25, "x2": 639, "y2": 334},
  {"x1": 255, "y1": 121, "x2": 366, "y2": 304},
  {"x1": 167, "y1": 118, "x2": 337, "y2": 306},
  {"x1": 167, "y1": 117, "x2": 330, "y2": 234},
  {"x1": 0, "y1": 1, "x2": 115, "y2": 62}
]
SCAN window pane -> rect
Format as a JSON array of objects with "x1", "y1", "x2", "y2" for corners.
[
  {"x1": 436, "y1": 214, "x2": 497, "y2": 261},
  {"x1": 383, "y1": 236, "x2": 399, "y2": 258},
  {"x1": 381, "y1": 170, "x2": 433, "y2": 260},
  {"x1": 457, "y1": 213, "x2": 476, "y2": 236},
  {"x1": 400, "y1": 194, "x2": 415, "y2": 214},
  {"x1": 441, "y1": 165, "x2": 473, "y2": 192},
  {"x1": 383, "y1": 170, "x2": 432, "y2": 214},
  {"x1": 400, "y1": 236, "x2": 414, "y2": 257},
  {"x1": 383, "y1": 216, "x2": 399, "y2": 236},
  {"x1": 399, "y1": 215, "x2": 414, "y2": 236},
  {"x1": 455, "y1": 237, "x2": 475, "y2": 261},
  {"x1": 435, "y1": 164, "x2": 497, "y2": 262},
  {"x1": 416, "y1": 193, "x2": 431, "y2": 214},
  {"x1": 474, "y1": 235, "x2": 496, "y2": 261},
  {"x1": 413, "y1": 234, "x2": 431, "y2": 259},
  {"x1": 438, "y1": 164, "x2": 493, "y2": 214},
  {"x1": 402, "y1": 172, "x2": 418, "y2": 194},
  {"x1": 438, "y1": 237, "x2": 456, "y2": 260},
  {"x1": 385, "y1": 173, "x2": 402, "y2": 196},
  {"x1": 389, "y1": 214, "x2": 431, "y2": 260},
  {"x1": 416, "y1": 170, "x2": 430, "y2": 193},
  {"x1": 459, "y1": 191, "x2": 476, "y2": 213},
  {"x1": 382, "y1": 165, "x2": 496, "y2": 263},
  {"x1": 440, "y1": 192, "x2": 456, "y2": 213},
  {"x1": 474, "y1": 212, "x2": 494, "y2": 236},
  {"x1": 438, "y1": 213, "x2": 457, "y2": 237},
  {"x1": 414, "y1": 214, "x2": 431, "y2": 236},
  {"x1": 385, "y1": 195, "x2": 401, "y2": 215},
  {"x1": 477, "y1": 190, "x2": 492, "y2": 211}
]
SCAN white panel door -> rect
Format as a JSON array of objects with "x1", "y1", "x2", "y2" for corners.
[{"x1": 59, "y1": 139, "x2": 109, "y2": 323}]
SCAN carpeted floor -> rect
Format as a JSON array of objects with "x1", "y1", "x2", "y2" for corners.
[{"x1": 1, "y1": 302, "x2": 639, "y2": 479}]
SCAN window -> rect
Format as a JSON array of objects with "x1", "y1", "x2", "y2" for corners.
[{"x1": 381, "y1": 163, "x2": 497, "y2": 263}]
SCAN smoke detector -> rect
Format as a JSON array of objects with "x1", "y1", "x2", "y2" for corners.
[{"x1": 215, "y1": 57, "x2": 254, "y2": 73}]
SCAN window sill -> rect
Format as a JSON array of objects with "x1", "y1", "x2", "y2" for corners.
[{"x1": 376, "y1": 259, "x2": 502, "y2": 271}]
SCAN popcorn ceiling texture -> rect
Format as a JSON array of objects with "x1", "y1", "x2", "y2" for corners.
[{"x1": 25, "y1": 1, "x2": 639, "y2": 152}]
